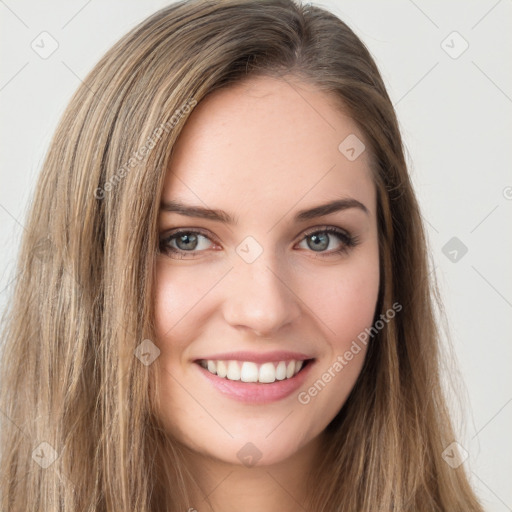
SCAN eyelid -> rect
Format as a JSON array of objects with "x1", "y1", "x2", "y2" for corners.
[
  {"x1": 161, "y1": 227, "x2": 219, "y2": 245},
  {"x1": 298, "y1": 224, "x2": 352, "y2": 241}
]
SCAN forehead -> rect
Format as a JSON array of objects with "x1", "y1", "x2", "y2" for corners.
[{"x1": 162, "y1": 75, "x2": 375, "y2": 221}]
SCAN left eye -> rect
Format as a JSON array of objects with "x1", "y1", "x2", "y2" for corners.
[
  {"x1": 297, "y1": 227, "x2": 355, "y2": 254},
  {"x1": 159, "y1": 227, "x2": 357, "y2": 259}
]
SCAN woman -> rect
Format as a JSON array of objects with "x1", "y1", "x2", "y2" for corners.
[{"x1": 0, "y1": 0, "x2": 484, "y2": 510}]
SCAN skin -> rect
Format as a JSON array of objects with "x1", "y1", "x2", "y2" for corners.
[{"x1": 153, "y1": 75, "x2": 380, "y2": 511}]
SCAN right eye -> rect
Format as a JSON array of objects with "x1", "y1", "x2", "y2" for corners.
[{"x1": 159, "y1": 229, "x2": 216, "y2": 259}]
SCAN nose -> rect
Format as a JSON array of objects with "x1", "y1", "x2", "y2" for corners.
[{"x1": 221, "y1": 254, "x2": 302, "y2": 337}]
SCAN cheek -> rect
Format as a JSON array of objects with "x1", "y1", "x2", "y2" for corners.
[
  {"x1": 153, "y1": 260, "x2": 218, "y2": 354},
  {"x1": 294, "y1": 255, "x2": 379, "y2": 423},
  {"x1": 304, "y1": 254, "x2": 380, "y2": 353}
]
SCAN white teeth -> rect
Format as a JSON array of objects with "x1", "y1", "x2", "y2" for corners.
[
  {"x1": 286, "y1": 361, "x2": 295, "y2": 378},
  {"x1": 240, "y1": 362, "x2": 259, "y2": 382},
  {"x1": 275, "y1": 361, "x2": 287, "y2": 380},
  {"x1": 199, "y1": 358, "x2": 308, "y2": 383},
  {"x1": 259, "y1": 362, "x2": 276, "y2": 383},
  {"x1": 216, "y1": 360, "x2": 227, "y2": 378},
  {"x1": 227, "y1": 360, "x2": 241, "y2": 381}
]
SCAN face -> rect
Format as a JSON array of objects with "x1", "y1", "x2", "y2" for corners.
[{"x1": 153, "y1": 75, "x2": 380, "y2": 467}]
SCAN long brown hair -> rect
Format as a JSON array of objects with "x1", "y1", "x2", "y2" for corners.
[{"x1": 0, "y1": 0, "x2": 483, "y2": 510}]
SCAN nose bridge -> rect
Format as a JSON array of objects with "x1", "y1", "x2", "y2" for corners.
[{"x1": 222, "y1": 246, "x2": 301, "y2": 335}]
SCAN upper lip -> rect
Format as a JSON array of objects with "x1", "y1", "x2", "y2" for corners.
[{"x1": 194, "y1": 350, "x2": 314, "y2": 364}]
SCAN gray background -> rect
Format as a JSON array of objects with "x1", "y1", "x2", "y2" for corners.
[{"x1": 1, "y1": 0, "x2": 511, "y2": 509}]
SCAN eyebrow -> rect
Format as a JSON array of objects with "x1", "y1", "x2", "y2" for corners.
[{"x1": 160, "y1": 198, "x2": 369, "y2": 224}]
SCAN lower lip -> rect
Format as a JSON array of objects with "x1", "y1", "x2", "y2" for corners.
[{"x1": 195, "y1": 361, "x2": 314, "y2": 404}]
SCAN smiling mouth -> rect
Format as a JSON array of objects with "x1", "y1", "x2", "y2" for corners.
[{"x1": 196, "y1": 358, "x2": 313, "y2": 384}]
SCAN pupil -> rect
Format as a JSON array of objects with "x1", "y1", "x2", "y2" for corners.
[
  {"x1": 309, "y1": 233, "x2": 328, "y2": 251},
  {"x1": 178, "y1": 233, "x2": 197, "y2": 250}
]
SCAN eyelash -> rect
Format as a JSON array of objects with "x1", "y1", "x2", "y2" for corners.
[{"x1": 159, "y1": 226, "x2": 359, "y2": 260}]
